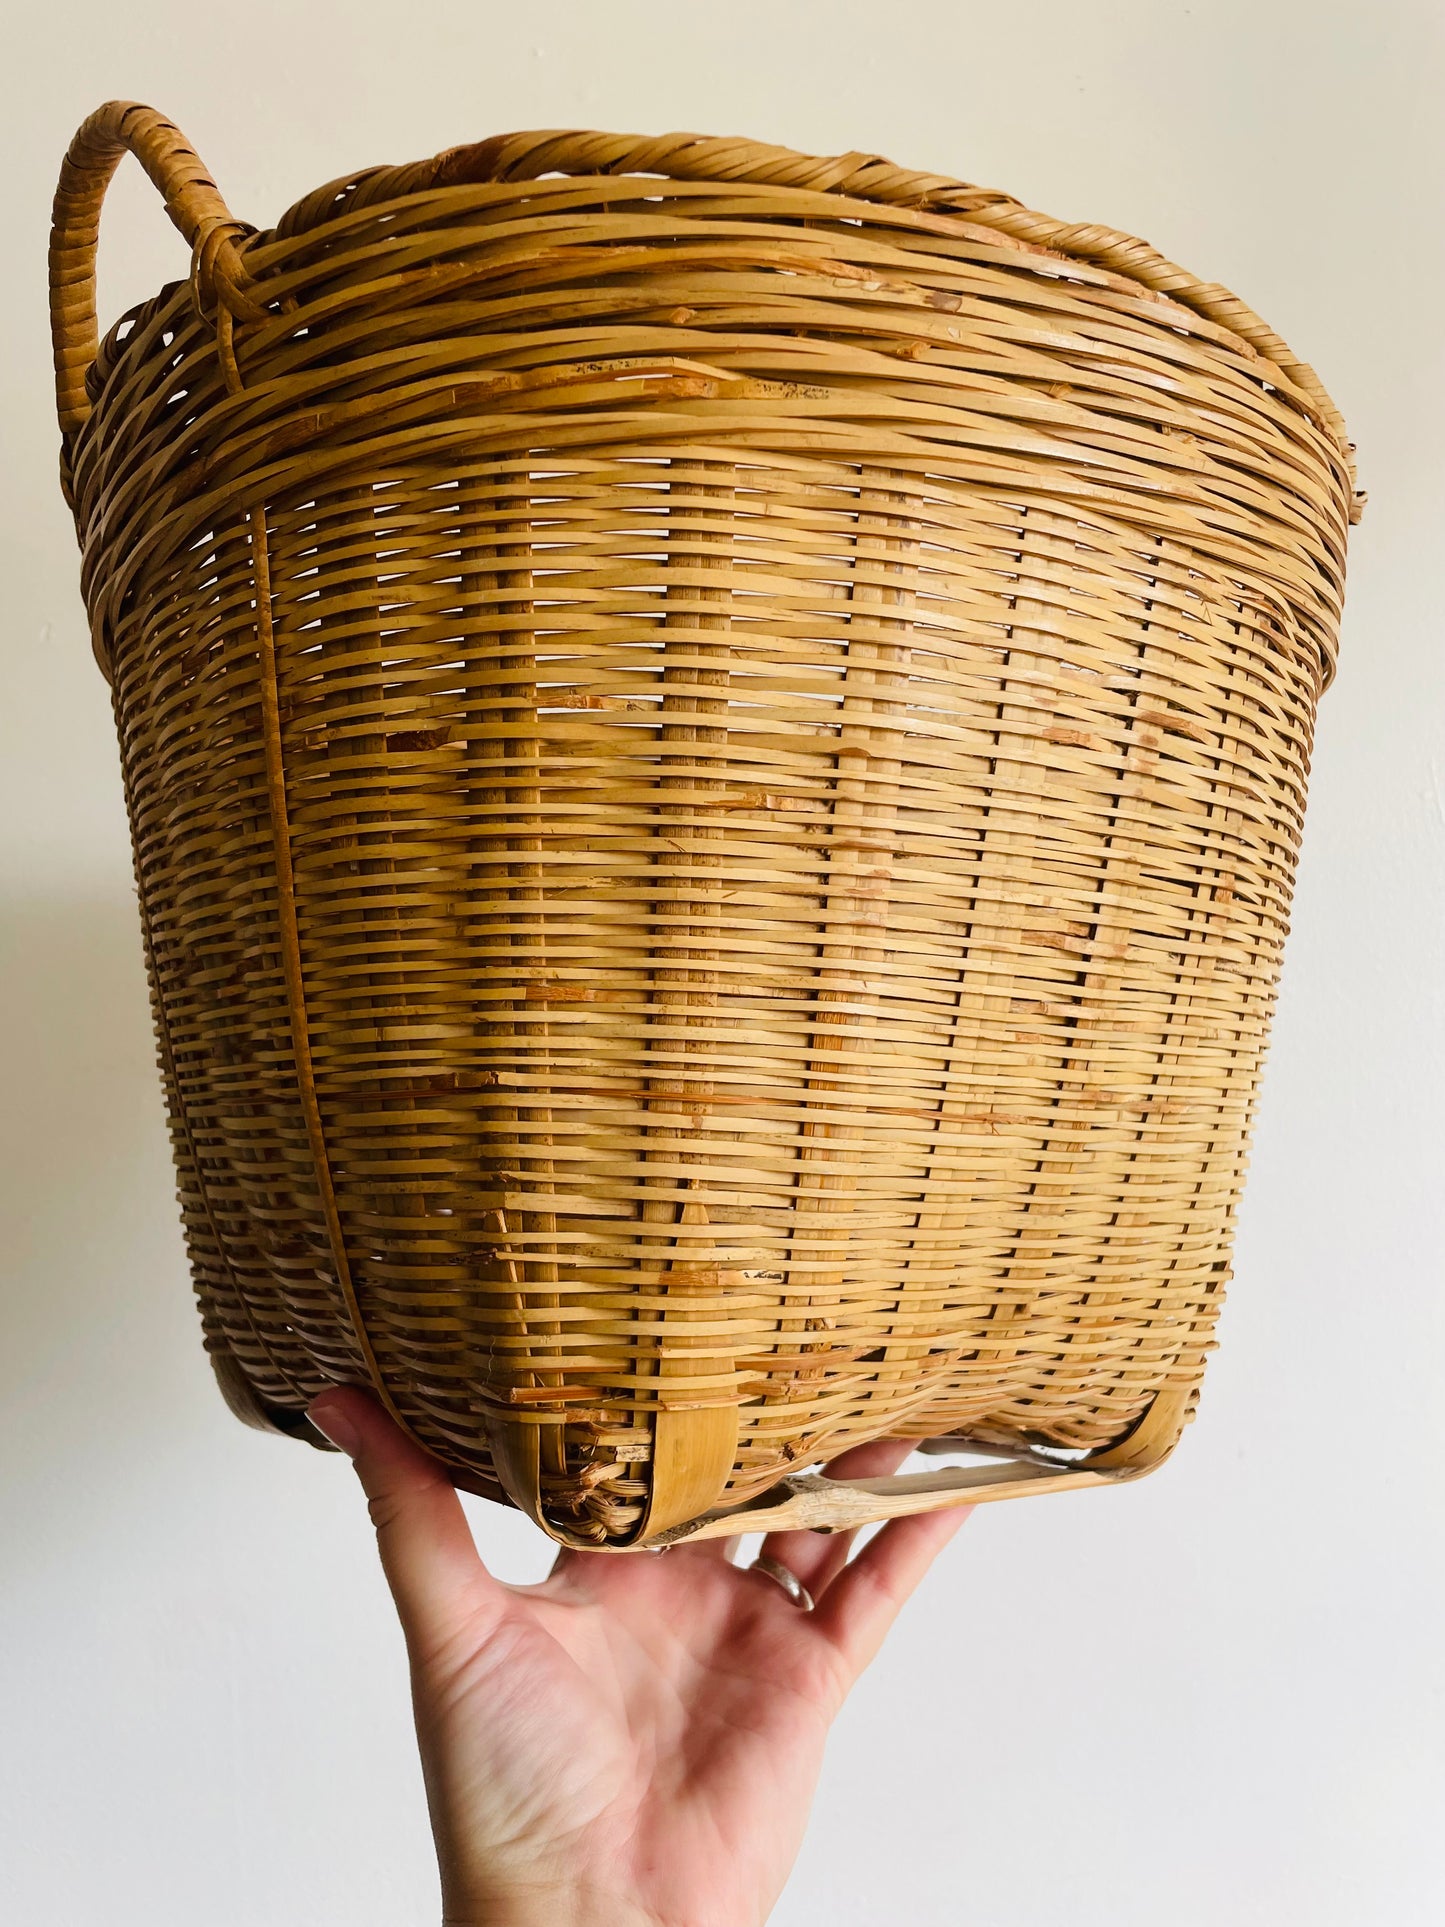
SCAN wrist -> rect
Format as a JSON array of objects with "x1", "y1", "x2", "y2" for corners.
[
  {"x1": 444, "y1": 1888, "x2": 655, "y2": 1927},
  {"x1": 447, "y1": 1911, "x2": 652, "y2": 1927}
]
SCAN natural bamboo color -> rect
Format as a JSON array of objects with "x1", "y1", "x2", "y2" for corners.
[{"x1": 51, "y1": 101, "x2": 1357, "y2": 1548}]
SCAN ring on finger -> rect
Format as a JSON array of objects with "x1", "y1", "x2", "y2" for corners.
[{"x1": 749, "y1": 1554, "x2": 814, "y2": 1612}]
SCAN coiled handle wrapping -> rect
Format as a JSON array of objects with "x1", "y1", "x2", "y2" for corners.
[{"x1": 49, "y1": 99, "x2": 262, "y2": 439}]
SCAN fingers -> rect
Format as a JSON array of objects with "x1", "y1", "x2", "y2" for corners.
[
  {"x1": 756, "y1": 1437, "x2": 917, "y2": 1600},
  {"x1": 810, "y1": 1500, "x2": 972, "y2": 1683},
  {"x1": 308, "y1": 1388, "x2": 506, "y2": 1663}
]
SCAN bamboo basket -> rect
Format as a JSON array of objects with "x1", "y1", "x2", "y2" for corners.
[{"x1": 51, "y1": 102, "x2": 1358, "y2": 1548}]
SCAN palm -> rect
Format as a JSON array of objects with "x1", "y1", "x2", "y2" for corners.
[
  {"x1": 424, "y1": 1550, "x2": 838, "y2": 1924},
  {"x1": 312, "y1": 1391, "x2": 968, "y2": 1927}
]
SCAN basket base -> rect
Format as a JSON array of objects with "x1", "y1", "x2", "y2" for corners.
[
  {"x1": 209, "y1": 1342, "x2": 1191, "y2": 1550},
  {"x1": 209, "y1": 1349, "x2": 332, "y2": 1452}
]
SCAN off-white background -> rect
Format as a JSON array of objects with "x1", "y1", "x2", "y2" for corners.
[{"x1": 3, "y1": 4, "x2": 1441, "y2": 1922}]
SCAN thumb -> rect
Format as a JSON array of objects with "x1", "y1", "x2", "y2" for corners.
[{"x1": 308, "y1": 1387, "x2": 505, "y2": 1664}]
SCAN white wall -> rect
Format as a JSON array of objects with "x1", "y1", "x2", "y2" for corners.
[{"x1": 3, "y1": 4, "x2": 1441, "y2": 1921}]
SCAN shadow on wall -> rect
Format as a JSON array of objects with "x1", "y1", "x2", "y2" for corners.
[{"x1": 0, "y1": 890, "x2": 217, "y2": 1563}]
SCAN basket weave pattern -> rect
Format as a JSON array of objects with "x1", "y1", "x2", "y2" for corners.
[{"x1": 52, "y1": 105, "x2": 1354, "y2": 1546}]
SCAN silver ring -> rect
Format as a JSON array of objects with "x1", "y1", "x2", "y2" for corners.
[{"x1": 750, "y1": 1554, "x2": 814, "y2": 1612}]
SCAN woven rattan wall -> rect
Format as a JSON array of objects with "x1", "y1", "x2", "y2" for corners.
[{"x1": 51, "y1": 103, "x2": 1356, "y2": 1547}]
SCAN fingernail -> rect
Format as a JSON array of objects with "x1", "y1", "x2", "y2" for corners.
[{"x1": 307, "y1": 1393, "x2": 361, "y2": 1458}]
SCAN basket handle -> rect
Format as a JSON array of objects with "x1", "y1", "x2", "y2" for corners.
[
  {"x1": 49, "y1": 100, "x2": 264, "y2": 439},
  {"x1": 651, "y1": 1388, "x2": 1192, "y2": 1546}
]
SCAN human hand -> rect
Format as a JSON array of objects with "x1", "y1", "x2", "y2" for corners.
[{"x1": 308, "y1": 1389, "x2": 968, "y2": 1927}]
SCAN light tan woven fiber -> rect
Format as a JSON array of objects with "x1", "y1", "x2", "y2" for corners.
[{"x1": 51, "y1": 102, "x2": 1357, "y2": 1547}]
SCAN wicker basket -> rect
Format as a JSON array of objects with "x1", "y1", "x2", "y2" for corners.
[{"x1": 51, "y1": 101, "x2": 1357, "y2": 1547}]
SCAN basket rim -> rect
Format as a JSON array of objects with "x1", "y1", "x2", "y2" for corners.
[
  {"x1": 238, "y1": 124, "x2": 1355, "y2": 494},
  {"x1": 60, "y1": 108, "x2": 1357, "y2": 698}
]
